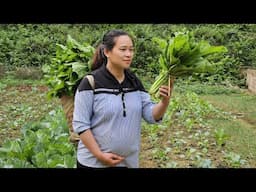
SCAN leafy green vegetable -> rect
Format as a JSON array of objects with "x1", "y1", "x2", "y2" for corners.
[
  {"x1": 149, "y1": 31, "x2": 228, "y2": 97},
  {"x1": 42, "y1": 35, "x2": 95, "y2": 99},
  {"x1": 0, "y1": 108, "x2": 76, "y2": 168}
]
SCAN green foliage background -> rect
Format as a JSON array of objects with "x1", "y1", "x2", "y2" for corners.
[{"x1": 1, "y1": 24, "x2": 256, "y2": 86}]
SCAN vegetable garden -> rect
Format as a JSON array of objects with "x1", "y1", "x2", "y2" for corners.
[{"x1": 0, "y1": 24, "x2": 255, "y2": 167}]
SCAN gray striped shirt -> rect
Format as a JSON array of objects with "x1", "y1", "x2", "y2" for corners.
[{"x1": 72, "y1": 66, "x2": 162, "y2": 168}]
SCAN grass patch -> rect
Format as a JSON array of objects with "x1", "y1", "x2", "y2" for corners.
[
  {"x1": 175, "y1": 81, "x2": 242, "y2": 95},
  {"x1": 208, "y1": 118, "x2": 256, "y2": 167},
  {"x1": 0, "y1": 74, "x2": 44, "y2": 86},
  {"x1": 201, "y1": 93, "x2": 256, "y2": 124},
  {"x1": 201, "y1": 93, "x2": 256, "y2": 167}
]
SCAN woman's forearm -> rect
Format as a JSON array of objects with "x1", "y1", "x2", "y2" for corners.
[
  {"x1": 79, "y1": 129, "x2": 103, "y2": 159},
  {"x1": 152, "y1": 100, "x2": 169, "y2": 121}
]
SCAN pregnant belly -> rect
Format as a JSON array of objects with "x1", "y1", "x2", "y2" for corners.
[{"x1": 109, "y1": 137, "x2": 138, "y2": 157}]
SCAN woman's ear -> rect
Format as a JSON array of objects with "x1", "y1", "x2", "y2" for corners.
[{"x1": 104, "y1": 49, "x2": 109, "y2": 58}]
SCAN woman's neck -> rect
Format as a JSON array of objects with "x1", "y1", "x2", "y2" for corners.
[{"x1": 106, "y1": 63, "x2": 125, "y2": 83}]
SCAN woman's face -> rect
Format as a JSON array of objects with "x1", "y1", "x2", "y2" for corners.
[{"x1": 105, "y1": 35, "x2": 134, "y2": 69}]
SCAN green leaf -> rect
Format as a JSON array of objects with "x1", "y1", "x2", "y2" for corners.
[
  {"x1": 71, "y1": 62, "x2": 87, "y2": 77},
  {"x1": 149, "y1": 31, "x2": 228, "y2": 95},
  {"x1": 198, "y1": 41, "x2": 228, "y2": 57},
  {"x1": 42, "y1": 35, "x2": 95, "y2": 98}
]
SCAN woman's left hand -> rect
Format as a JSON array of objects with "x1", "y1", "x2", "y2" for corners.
[
  {"x1": 152, "y1": 78, "x2": 175, "y2": 121},
  {"x1": 158, "y1": 78, "x2": 174, "y2": 103}
]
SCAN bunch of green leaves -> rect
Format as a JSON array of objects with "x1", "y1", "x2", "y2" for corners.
[
  {"x1": 149, "y1": 31, "x2": 228, "y2": 97},
  {"x1": 42, "y1": 34, "x2": 95, "y2": 99}
]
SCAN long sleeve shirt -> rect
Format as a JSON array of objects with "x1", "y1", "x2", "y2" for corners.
[{"x1": 73, "y1": 64, "x2": 161, "y2": 168}]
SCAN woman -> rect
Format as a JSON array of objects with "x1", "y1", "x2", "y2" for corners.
[{"x1": 73, "y1": 29, "x2": 174, "y2": 168}]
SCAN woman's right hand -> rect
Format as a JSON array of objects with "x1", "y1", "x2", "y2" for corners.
[{"x1": 98, "y1": 152, "x2": 125, "y2": 166}]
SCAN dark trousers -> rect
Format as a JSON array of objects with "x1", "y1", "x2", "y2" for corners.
[
  {"x1": 77, "y1": 160, "x2": 93, "y2": 169},
  {"x1": 76, "y1": 160, "x2": 128, "y2": 169}
]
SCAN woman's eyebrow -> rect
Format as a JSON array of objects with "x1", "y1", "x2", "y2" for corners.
[{"x1": 119, "y1": 45, "x2": 134, "y2": 48}]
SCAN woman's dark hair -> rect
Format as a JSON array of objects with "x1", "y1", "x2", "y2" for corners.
[{"x1": 91, "y1": 29, "x2": 134, "y2": 70}]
